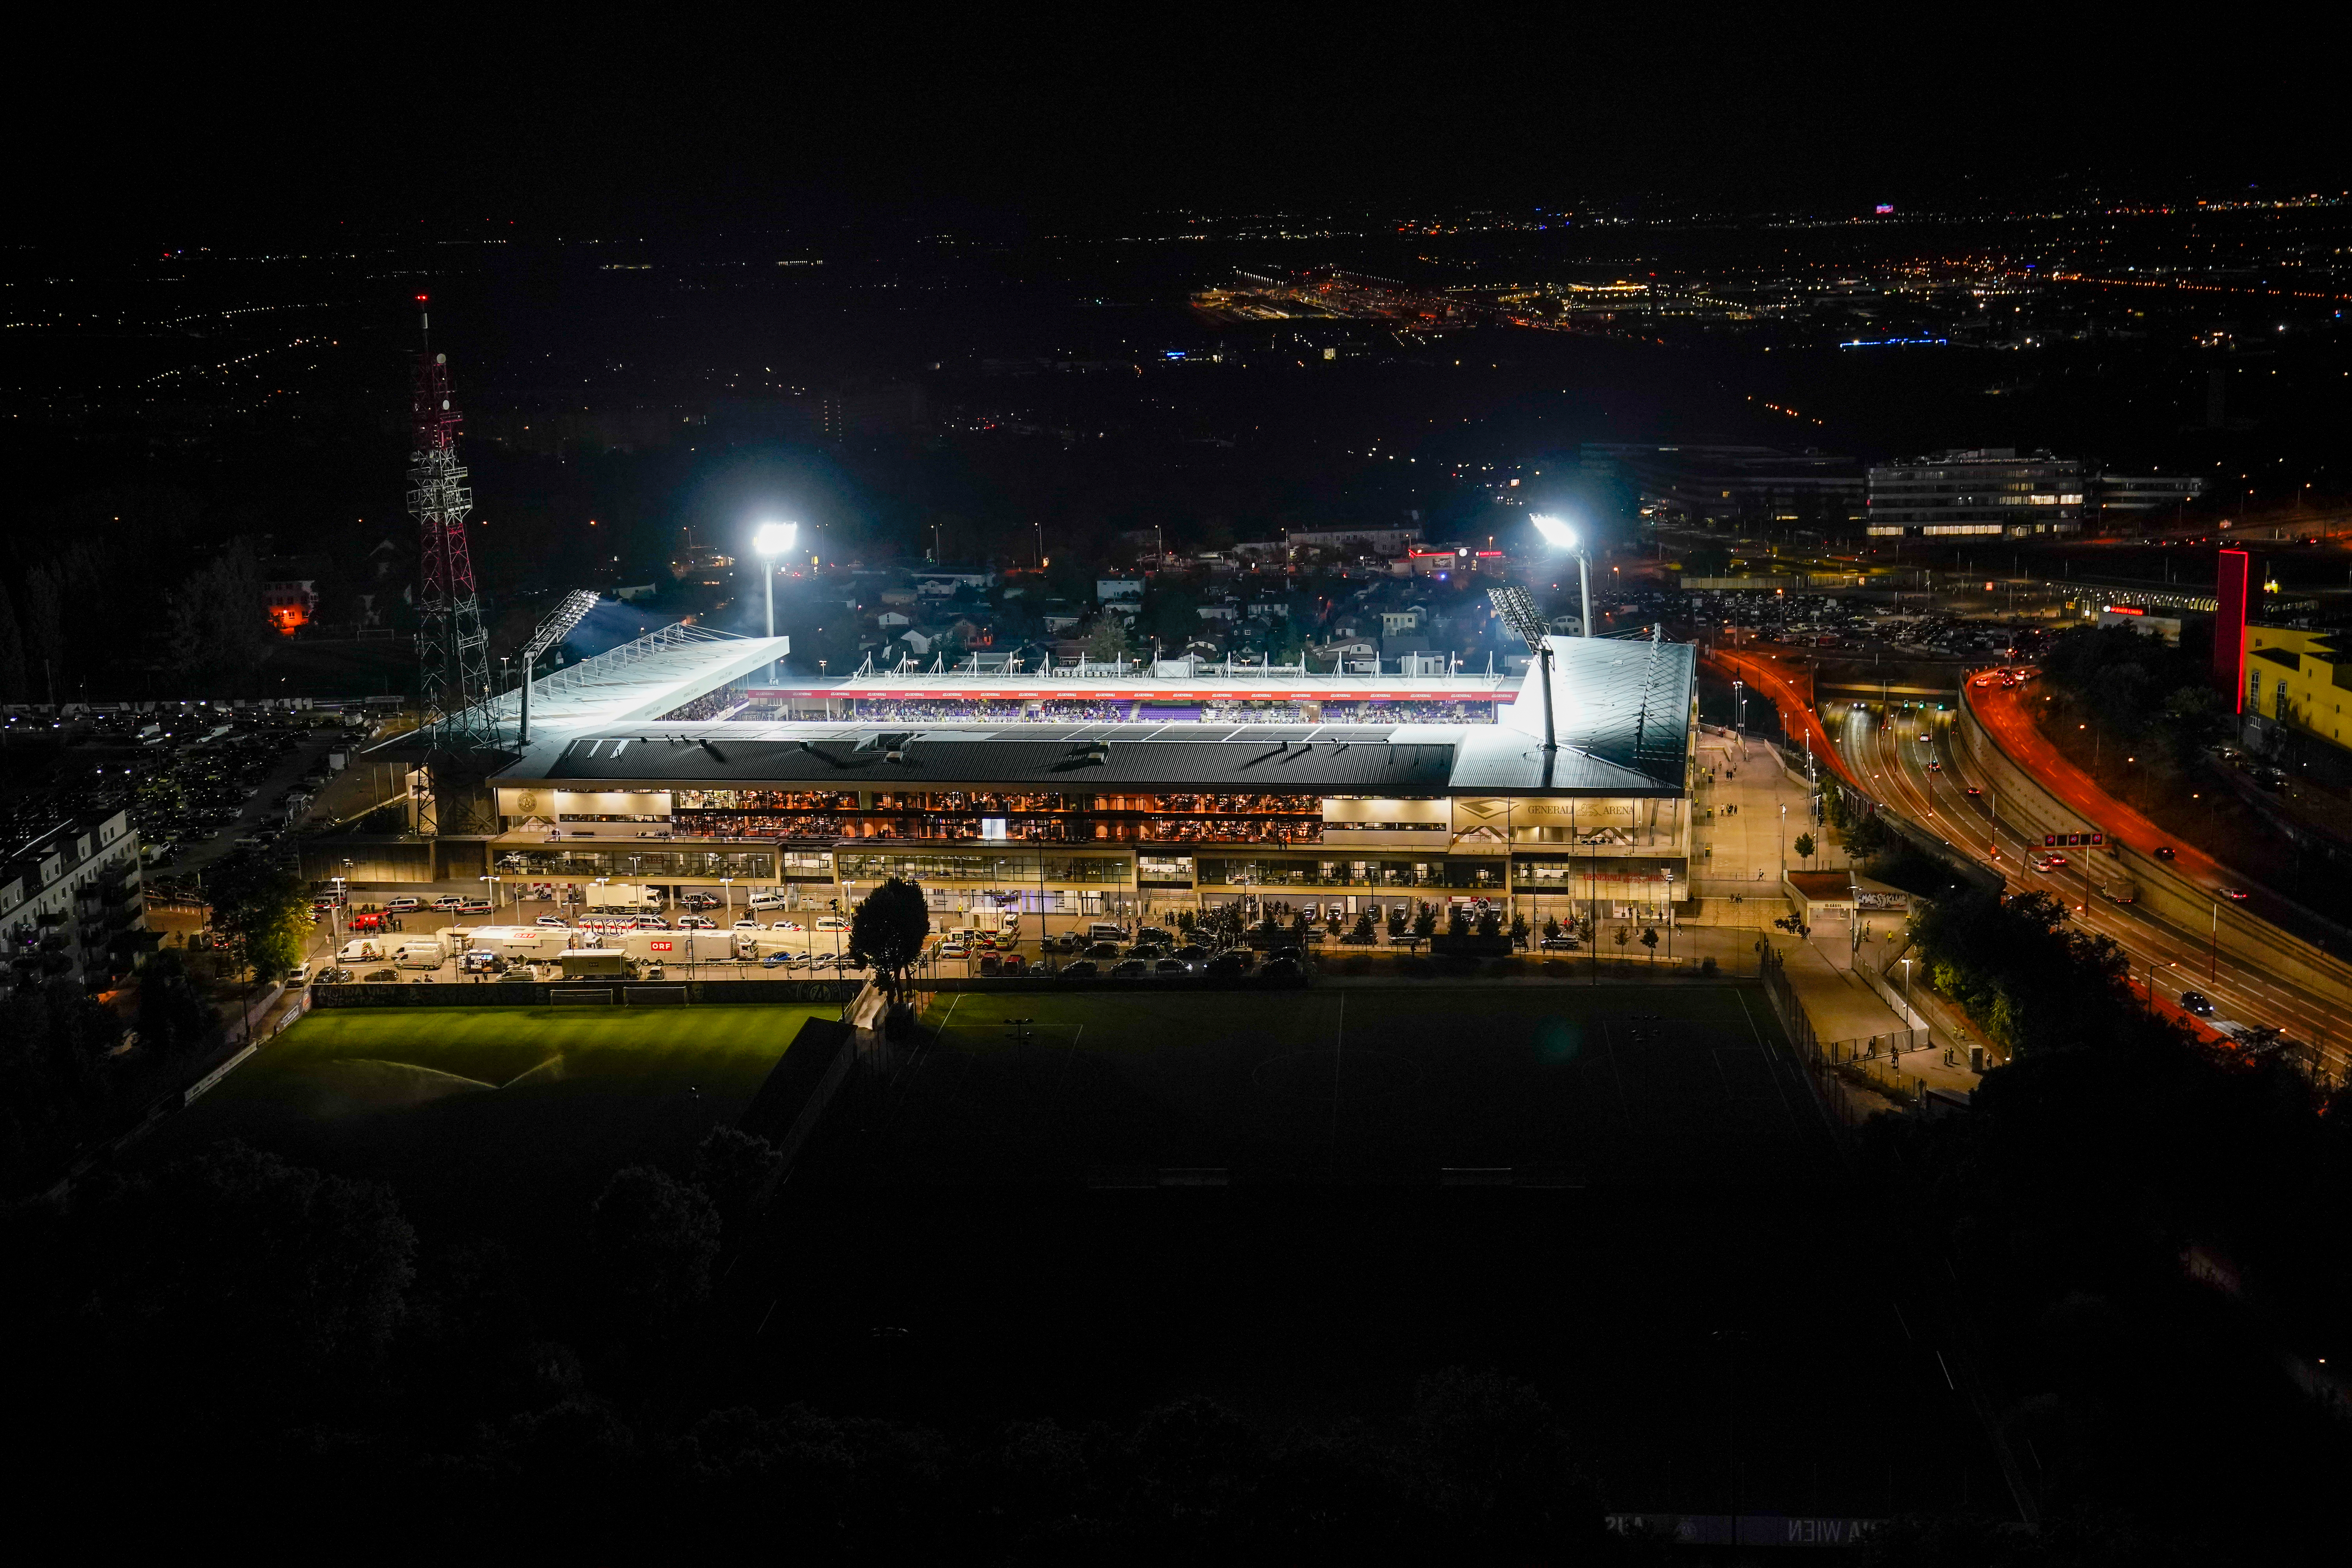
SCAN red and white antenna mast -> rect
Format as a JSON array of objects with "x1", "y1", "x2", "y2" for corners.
[{"x1": 408, "y1": 294, "x2": 494, "y2": 746}]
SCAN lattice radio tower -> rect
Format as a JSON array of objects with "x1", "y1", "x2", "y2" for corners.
[{"x1": 409, "y1": 298, "x2": 494, "y2": 745}]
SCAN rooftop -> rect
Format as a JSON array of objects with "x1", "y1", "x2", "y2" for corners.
[{"x1": 495, "y1": 635, "x2": 1697, "y2": 799}]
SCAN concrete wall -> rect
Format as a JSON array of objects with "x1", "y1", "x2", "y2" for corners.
[{"x1": 1957, "y1": 695, "x2": 2352, "y2": 1009}]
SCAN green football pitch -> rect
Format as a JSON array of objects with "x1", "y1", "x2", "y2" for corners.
[
  {"x1": 843, "y1": 985, "x2": 1830, "y2": 1185},
  {"x1": 145, "y1": 1004, "x2": 833, "y2": 1234}
]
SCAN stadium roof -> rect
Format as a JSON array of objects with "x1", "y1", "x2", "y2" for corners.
[
  {"x1": 370, "y1": 623, "x2": 788, "y2": 754},
  {"x1": 494, "y1": 636, "x2": 1696, "y2": 798}
]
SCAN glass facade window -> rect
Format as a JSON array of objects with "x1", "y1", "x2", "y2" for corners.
[
  {"x1": 835, "y1": 851, "x2": 1132, "y2": 886},
  {"x1": 490, "y1": 847, "x2": 777, "y2": 880}
]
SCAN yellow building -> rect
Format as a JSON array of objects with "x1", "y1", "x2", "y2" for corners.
[{"x1": 2243, "y1": 624, "x2": 2352, "y2": 752}]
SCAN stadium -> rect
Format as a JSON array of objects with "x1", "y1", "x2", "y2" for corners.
[{"x1": 337, "y1": 622, "x2": 1699, "y2": 931}]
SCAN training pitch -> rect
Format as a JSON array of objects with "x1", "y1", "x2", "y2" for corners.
[
  {"x1": 144, "y1": 1004, "x2": 832, "y2": 1233},
  {"x1": 845, "y1": 985, "x2": 1830, "y2": 1185}
]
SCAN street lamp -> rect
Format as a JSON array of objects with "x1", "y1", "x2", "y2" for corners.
[
  {"x1": 720, "y1": 876, "x2": 734, "y2": 917},
  {"x1": 755, "y1": 520, "x2": 798, "y2": 679},
  {"x1": 1528, "y1": 514, "x2": 1593, "y2": 639}
]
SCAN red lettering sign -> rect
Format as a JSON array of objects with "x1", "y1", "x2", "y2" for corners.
[{"x1": 651, "y1": 939, "x2": 673, "y2": 951}]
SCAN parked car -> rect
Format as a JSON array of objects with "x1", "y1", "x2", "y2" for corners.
[
  {"x1": 1110, "y1": 957, "x2": 1151, "y2": 978},
  {"x1": 1538, "y1": 934, "x2": 1579, "y2": 951},
  {"x1": 677, "y1": 915, "x2": 717, "y2": 930},
  {"x1": 536, "y1": 915, "x2": 572, "y2": 928},
  {"x1": 2153, "y1": 846, "x2": 2176, "y2": 860},
  {"x1": 363, "y1": 969, "x2": 397, "y2": 982},
  {"x1": 1173, "y1": 944, "x2": 1213, "y2": 965},
  {"x1": 815, "y1": 916, "x2": 849, "y2": 931},
  {"x1": 317, "y1": 967, "x2": 354, "y2": 984},
  {"x1": 760, "y1": 951, "x2": 804, "y2": 969},
  {"x1": 1260, "y1": 954, "x2": 1305, "y2": 981},
  {"x1": 1059, "y1": 960, "x2": 1100, "y2": 979},
  {"x1": 1153, "y1": 957, "x2": 1191, "y2": 976},
  {"x1": 734, "y1": 919, "x2": 766, "y2": 930},
  {"x1": 1204, "y1": 950, "x2": 1253, "y2": 976},
  {"x1": 2220, "y1": 887, "x2": 2250, "y2": 902},
  {"x1": 681, "y1": 893, "x2": 722, "y2": 911},
  {"x1": 770, "y1": 920, "x2": 804, "y2": 931},
  {"x1": 1084, "y1": 941, "x2": 1122, "y2": 959},
  {"x1": 457, "y1": 898, "x2": 493, "y2": 915},
  {"x1": 429, "y1": 895, "x2": 464, "y2": 911},
  {"x1": 387, "y1": 897, "x2": 421, "y2": 912}
]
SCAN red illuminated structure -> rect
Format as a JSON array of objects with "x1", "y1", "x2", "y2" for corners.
[
  {"x1": 2215, "y1": 549, "x2": 2251, "y2": 713},
  {"x1": 409, "y1": 298, "x2": 494, "y2": 745}
]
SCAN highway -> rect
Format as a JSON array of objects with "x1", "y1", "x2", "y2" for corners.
[{"x1": 1832, "y1": 694, "x2": 2352, "y2": 1078}]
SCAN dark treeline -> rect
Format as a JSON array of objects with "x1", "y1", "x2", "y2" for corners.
[
  {"x1": 2, "y1": 1135, "x2": 1628, "y2": 1562},
  {"x1": 1877, "y1": 885, "x2": 2352, "y2": 1557}
]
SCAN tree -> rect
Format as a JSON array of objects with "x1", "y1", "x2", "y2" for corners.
[
  {"x1": 1352, "y1": 911, "x2": 1375, "y2": 942},
  {"x1": 133, "y1": 949, "x2": 221, "y2": 1061},
  {"x1": 207, "y1": 849, "x2": 311, "y2": 985},
  {"x1": 1842, "y1": 811, "x2": 1890, "y2": 862},
  {"x1": 1475, "y1": 908, "x2": 1501, "y2": 939},
  {"x1": 77, "y1": 1141, "x2": 416, "y2": 1377},
  {"x1": 1543, "y1": 915, "x2": 1562, "y2": 940},
  {"x1": 1640, "y1": 926, "x2": 1659, "y2": 964},
  {"x1": 1793, "y1": 831, "x2": 1816, "y2": 867},
  {"x1": 0, "y1": 583, "x2": 26, "y2": 702},
  {"x1": 1611, "y1": 925, "x2": 1632, "y2": 965},
  {"x1": 689, "y1": 1126, "x2": 784, "y2": 1236},
  {"x1": 849, "y1": 877, "x2": 932, "y2": 1010},
  {"x1": 1509, "y1": 913, "x2": 1529, "y2": 949},
  {"x1": 1413, "y1": 902, "x2": 1437, "y2": 941},
  {"x1": 1447, "y1": 905, "x2": 1470, "y2": 938},
  {"x1": 592, "y1": 1165, "x2": 722, "y2": 1323},
  {"x1": 1083, "y1": 618, "x2": 1132, "y2": 662}
]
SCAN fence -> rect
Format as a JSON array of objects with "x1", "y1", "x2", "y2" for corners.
[
  {"x1": 1759, "y1": 949, "x2": 1932, "y2": 1126},
  {"x1": 312, "y1": 977, "x2": 862, "y2": 1008}
]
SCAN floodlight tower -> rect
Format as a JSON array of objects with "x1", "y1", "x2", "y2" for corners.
[
  {"x1": 754, "y1": 520, "x2": 797, "y2": 682},
  {"x1": 1489, "y1": 586, "x2": 1557, "y2": 753},
  {"x1": 1528, "y1": 514, "x2": 1592, "y2": 639},
  {"x1": 514, "y1": 590, "x2": 600, "y2": 747},
  {"x1": 410, "y1": 299, "x2": 494, "y2": 742}
]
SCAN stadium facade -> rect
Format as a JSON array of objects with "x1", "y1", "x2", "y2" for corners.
[{"x1": 354, "y1": 626, "x2": 1700, "y2": 928}]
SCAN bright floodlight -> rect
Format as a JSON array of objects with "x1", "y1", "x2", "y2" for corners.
[
  {"x1": 754, "y1": 520, "x2": 798, "y2": 556},
  {"x1": 1529, "y1": 513, "x2": 1575, "y2": 550}
]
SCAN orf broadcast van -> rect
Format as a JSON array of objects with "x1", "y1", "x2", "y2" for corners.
[{"x1": 393, "y1": 939, "x2": 446, "y2": 970}]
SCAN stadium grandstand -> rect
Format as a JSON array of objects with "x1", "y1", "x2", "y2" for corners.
[{"x1": 341, "y1": 622, "x2": 1699, "y2": 930}]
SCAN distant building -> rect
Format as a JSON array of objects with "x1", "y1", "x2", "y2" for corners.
[
  {"x1": 1866, "y1": 449, "x2": 2090, "y2": 538},
  {"x1": 1096, "y1": 578, "x2": 1144, "y2": 607},
  {"x1": 2096, "y1": 473, "x2": 2205, "y2": 521},
  {"x1": 1583, "y1": 444, "x2": 1864, "y2": 532},
  {"x1": 1285, "y1": 525, "x2": 1423, "y2": 557},
  {"x1": 2, "y1": 809, "x2": 148, "y2": 993},
  {"x1": 262, "y1": 573, "x2": 318, "y2": 635}
]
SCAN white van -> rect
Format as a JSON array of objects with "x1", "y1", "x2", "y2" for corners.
[
  {"x1": 746, "y1": 889, "x2": 789, "y2": 911},
  {"x1": 1087, "y1": 922, "x2": 1127, "y2": 943},
  {"x1": 393, "y1": 940, "x2": 445, "y2": 970},
  {"x1": 338, "y1": 938, "x2": 386, "y2": 964}
]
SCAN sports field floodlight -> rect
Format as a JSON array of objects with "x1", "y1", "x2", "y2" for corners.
[
  {"x1": 1489, "y1": 585, "x2": 1557, "y2": 753},
  {"x1": 753, "y1": 521, "x2": 798, "y2": 682},
  {"x1": 1528, "y1": 512, "x2": 1593, "y2": 640},
  {"x1": 515, "y1": 589, "x2": 601, "y2": 747}
]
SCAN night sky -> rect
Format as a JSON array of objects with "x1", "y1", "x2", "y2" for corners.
[{"x1": 34, "y1": 19, "x2": 2346, "y2": 245}]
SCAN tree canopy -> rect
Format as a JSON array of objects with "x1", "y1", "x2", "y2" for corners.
[{"x1": 849, "y1": 877, "x2": 932, "y2": 1006}]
